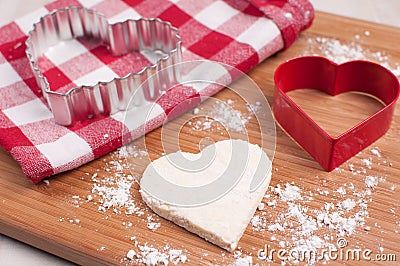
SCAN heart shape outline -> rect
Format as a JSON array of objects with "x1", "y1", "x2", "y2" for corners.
[
  {"x1": 140, "y1": 139, "x2": 273, "y2": 252},
  {"x1": 273, "y1": 56, "x2": 400, "y2": 171},
  {"x1": 26, "y1": 6, "x2": 182, "y2": 126}
]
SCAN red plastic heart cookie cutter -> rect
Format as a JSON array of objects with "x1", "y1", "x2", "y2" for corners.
[{"x1": 273, "y1": 56, "x2": 400, "y2": 171}]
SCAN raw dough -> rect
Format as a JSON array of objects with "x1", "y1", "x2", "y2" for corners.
[{"x1": 140, "y1": 139, "x2": 272, "y2": 252}]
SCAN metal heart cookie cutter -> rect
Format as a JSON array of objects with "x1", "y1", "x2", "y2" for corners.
[
  {"x1": 273, "y1": 56, "x2": 400, "y2": 171},
  {"x1": 26, "y1": 6, "x2": 182, "y2": 126}
]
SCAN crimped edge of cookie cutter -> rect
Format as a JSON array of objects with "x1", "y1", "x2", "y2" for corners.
[{"x1": 26, "y1": 6, "x2": 182, "y2": 126}]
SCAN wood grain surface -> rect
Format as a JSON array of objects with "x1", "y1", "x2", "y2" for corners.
[{"x1": 0, "y1": 12, "x2": 399, "y2": 265}]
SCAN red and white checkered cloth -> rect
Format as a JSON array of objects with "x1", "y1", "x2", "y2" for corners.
[{"x1": 0, "y1": 0, "x2": 313, "y2": 183}]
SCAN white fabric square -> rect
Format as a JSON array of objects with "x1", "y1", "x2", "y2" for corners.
[
  {"x1": 194, "y1": 1, "x2": 240, "y2": 30},
  {"x1": 236, "y1": 17, "x2": 281, "y2": 52},
  {"x1": 3, "y1": 98, "x2": 53, "y2": 126},
  {"x1": 44, "y1": 39, "x2": 89, "y2": 66},
  {"x1": 108, "y1": 9, "x2": 141, "y2": 24},
  {"x1": 79, "y1": 0, "x2": 104, "y2": 8},
  {"x1": 112, "y1": 103, "x2": 165, "y2": 132},
  {"x1": 74, "y1": 66, "x2": 118, "y2": 87},
  {"x1": 36, "y1": 133, "x2": 93, "y2": 169},
  {"x1": 0, "y1": 63, "x2": 22, "y2": 87},
  {"x1": 182, "y1": 61, "x2": 231, "y2": 93},
  {"x1": 15, "y1": 7, "x2": 49, "y2": 34}
]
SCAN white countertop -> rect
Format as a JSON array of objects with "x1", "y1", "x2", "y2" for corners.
[{"x1": 0, "y1": 0, "x2": 399, "y2": 265}]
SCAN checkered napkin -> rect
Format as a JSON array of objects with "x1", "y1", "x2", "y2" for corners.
[{"x1": 0, "y1": 0, "x2": 313, "y2": 183}]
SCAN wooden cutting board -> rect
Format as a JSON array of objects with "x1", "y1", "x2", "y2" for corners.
[{"x1": 0, "y1": 11, "x2": 399, "y2": 265}]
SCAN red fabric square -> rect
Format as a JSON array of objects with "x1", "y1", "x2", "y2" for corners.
[
  {"x1": 0, "y1": 37, "x2": 27, "y2": 61},
  {"x1": 10, "y1": 145, "x2": 54, "y2": 183},
  {"x1": 156, "y1": 84, "x2": 200, "y2": 118},
  {"x1": 158, "y1": 5, "x2": 192, "y2": 28},
  {"x1": 253, "y1": 0, "x2": 286, "y2": 8},
  {"x1": 188, "y1": 31, "x2": 234, "y2": 59},
  {"x1": 74, "y1": 117, "x2": 123, "y2": 158},
  {"x1": 90, "y1": 45, "x2": 120, "y2": 65},
  {"x1": 0, "y1": 23, "x2": 25, "y2": 45},
  {"x1": 0, "y1": 126, "x2": 33, "y2": 152},
  {"x1": 242, "y1": 2, "x2": 264, "y2": 16},
  {"x1": 122, "y1": 0, "x2": 143, "y2": 9},
  {"x1": 42, "y1": 67, "x2": 72, "y2": 92}
]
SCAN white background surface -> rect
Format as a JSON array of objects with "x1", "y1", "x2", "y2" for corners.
[{"x1": 0, "y1": 0, "x2": 399, "y2": 265}]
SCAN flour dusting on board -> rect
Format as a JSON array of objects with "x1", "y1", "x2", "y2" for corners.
[
  {"x1": 58, "y1": 107, "x2": 397, "y2": 265},
  {"x1": 61, "y1": 146, "x2": 188, "y2": 265},
  {"x1": 54, "y1": 31, "x2": 400, "y2": 264},
  {"x1": 58, "y1": 97, "x2": 266, "y2": 265},
  {"x1": 123, "y1": 240, "x2": 187, "y2": 265},
  {"x1": 249, "y1": 147, "x2": 394, "y2": 265},
  {"x1": 302, "y1": 36, "x2": 400, "y2": 78},
  {"x1": 189, "y1": 99, "x2": 262, "y2": 133}
]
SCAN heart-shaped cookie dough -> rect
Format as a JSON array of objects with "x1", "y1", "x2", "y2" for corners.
[
  {"x1": 273, "y1": 56, "x2": 399, "y2": 171},
  {"x1": 140, "y1": 139, "x2": 272, "y2": 252}
]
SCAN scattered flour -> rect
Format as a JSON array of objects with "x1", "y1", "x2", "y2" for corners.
[
  {"x1": 272, "y1": 183, "x2": 302, "y2": 201},
  {"x1": 146, "y1": 214, "x2": 160, "y2": 229},
  {"x1": 64, "y1": 146, "x2": 186, "y2": 265},
  {"x1": 302, "y1": 36, "x2": 400, "y2": 78},
  {"x1": 124, "y1": 242, "x2": 187, "y2": 266},
  {"x1": 336, "y1": 187, "x2": 346, "y2": 195},
  {"x1": 126, "y1": 249, "x2": 136, "y2": 260},
  {"x1": 339, "y1": 198, "x2": 356, "y2": 211},
  {"x1": 61, "y1": 130, "x2": 394, "y2": 266},
  {"x1": 250, "y1": 147, "x2": 393, "y2": 265},
  {"x1": 370, "y1": 148, "x2": 381, "y2": 158},
  {"x1": 189, "y1": 99, "x2": 261, "y2": 133},
  {"x1": 231, "y1": 250, "x2": 253, "y2": 266},
  {"x1": 232, "y1": 255, "x2": 252, "y2": 266},
  {"x1": 365, "y1": 175, "x2": 379, "y2": 189}
]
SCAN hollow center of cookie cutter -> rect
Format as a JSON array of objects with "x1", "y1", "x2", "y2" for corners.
[
  {"x1": 26, "y1": 6, "x2": 182, "y2": 126},
  {"x1": 273, "y1": 56, "x2": 400, "y2": 171}
]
